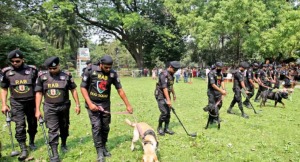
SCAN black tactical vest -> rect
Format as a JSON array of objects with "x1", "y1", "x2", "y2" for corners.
[
  {"x1": 5, "y1": 66, "x2": 35, "y2": 99},
  {"x1": 88, "y1": 65, "x2": 114, "y2": 102},
  {"x1": 156, "y1": 70, "x2": 174, "y2": 93},
  {"x1": 233, "y1": 70, "x2": 243, "y2": 89},
  {"x1": 41, "y1": 71, "x2": 68, "y2": 104}
]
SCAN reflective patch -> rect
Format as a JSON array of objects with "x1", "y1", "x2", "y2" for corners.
[
  {"x1": 9, "y1": 71, "x2": 14, "y2": 76},
  {"x1": 83, "y1": 76, "x2": 87, "y2": 81},
  {"x1": 1, "y1": 76, "x2": 3, "y2": 81},
  {"x1": 60, "y1": 76, "x2": 65, "y2": 80},
  {"x1": 211, "y1": 77, "x2": 213, "y2": 79},
  {"x1": 25, "y1": 70, "x2": 30, "y2": 74}
]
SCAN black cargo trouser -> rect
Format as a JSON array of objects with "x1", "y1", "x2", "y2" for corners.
[
  {"x1": 87, "y1": 101, "x2": 111, "y2": 148},
  {"x1": 10, "y1": 98, "x2": 37, "y2": 143},
  {"x1": 243, "y1": 86, "x2": 254, "y2": 105},
  {"x1": 156, "y1": 98, "x2": 171, "y2": 123},
  {"x1": 43, "y1": 101, "x2": 70, "y2": 146},
  {"x1": 230, "y1": 89, "x2": 243, "y2": 111}
]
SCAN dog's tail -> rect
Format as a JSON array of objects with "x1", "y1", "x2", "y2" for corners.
[{"x1": 125, "y1": 119, "x2": 136, "y2": 127}]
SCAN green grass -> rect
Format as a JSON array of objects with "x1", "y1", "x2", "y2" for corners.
[{"x1": 1, "y1": 77, "x2": 300, "y2": 162}]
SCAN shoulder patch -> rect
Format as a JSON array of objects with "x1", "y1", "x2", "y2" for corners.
[
  {"x1": 38, "y1": 71, "x2": 48, "y2": 76},
  {"x1": 62, "y1": 71, "x2": 70, "y2": 76},
  {"x1": 28, "y1": 65, "x2": 36, "y2": 69},
  {"x1": 2, "y1": 67, "x2": 11, "y2": 73}
]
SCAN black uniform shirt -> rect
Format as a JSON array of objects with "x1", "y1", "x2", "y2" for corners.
[
  {"x1": 233, "y1": 69, "x2": 244, "y2": 89},
  {"x1": 258, "y1": 69, "x2": 268, "y2": 84},
  {"x1": 80, "y1": 65, "x2": 122, "y2": 102},
  {"x1": 35, "y1": 70, "x2": 77, "y2": 103},
  {"x1": 245, "y1": 68, "x2": 254, "y2": 88},
  {"x1": 208, "y1": 70, "x2": 224, "y2": 91},
  {"x1": 156, "y1": 70, "x2": 174, "y2": 99},
  {"x1": 1, "y1": 64, "x2": 38, "y2": 101}
]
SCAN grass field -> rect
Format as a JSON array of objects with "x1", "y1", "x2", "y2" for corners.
[{"x1": 1, "y1": 77, "x2": 300, "y2": 162}]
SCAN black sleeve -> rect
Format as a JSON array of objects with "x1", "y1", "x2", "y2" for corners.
[
  {"x1": 80, "y1": 69, "x2": 91, "y2": 89},
  {"x1": 221, "y1": 73, "x2": 225, "y2": 82},
  {"x1": 0, "y1": 72, "x2": 9, "y2": 88},
  {"x1": 112, "y1": 73, "x2": 122, "y2": 90},
  {"x1": 67, "y1": 74, "x2": 77, "y2": 90},
  {"x1": 247, "y1": 70, "x2": 252, "y2": 79},
  {"x1": 32, "y1": 69, "x2": 38, "y2": 86},
  {"x1": 159, "y1": 73, "x2": 167, "y2": 88},
  {"x1": 208, "y1": 72, "x2": 215, "y2": 85},
  {"x1": 34, "y1": 75, "x2": 43, "y2": 92},
  {"x1": 237, "y1": 72, "x2": 244, "y2": 82}
]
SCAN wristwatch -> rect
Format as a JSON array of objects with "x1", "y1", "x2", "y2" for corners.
[{"x1": 76, "y1": 105, "x2": 81, "y2": 108}]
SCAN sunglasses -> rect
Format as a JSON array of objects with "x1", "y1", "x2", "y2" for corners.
[
  {"x1": 103, "y1": 66, "x2": 112, "y2": 69},
  {"x1": 48, "y1": 67, "x2": 57, "y2": 70},
  {"x1": 172, "y1": 67, "x2": 178, "y2": 71},
  {"x1": 10, "y1": 60, "x2": 21, "y2": 63}
]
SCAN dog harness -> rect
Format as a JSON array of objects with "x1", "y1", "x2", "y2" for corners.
[{"x1": 142, "y1": 129, "x2": 159, "y2": 151}]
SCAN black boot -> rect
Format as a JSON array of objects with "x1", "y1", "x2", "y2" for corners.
[
  {"x1": 18, "y1": 142, "x2": 27, "y2": 161},
  {"x1": 96, "y1": 147, "x2": 105, "y2": 162},
  {"x1": 157, "y1": 122, "x2": 164, "y2": 136},
  {"x1": 103, "y1": 144, "x2": 111, "y2": 157},
  {"x1": 61, "y1": 137, "x2": 68, "y2": 153},
  {"x1": 164, "y1": 122, "x2": 174, "y2": 135},
  {"x1": 227, "y1": 106, "x2": 235, "y2": 114},
  {"x1": 50, "y1": 145, "x2": 60, "y2": 162},
  {"x1": 243, "y1": 101, "x2": 252, "y2": 109},
  {"x1": 241, "y1": 110, "x2": 249, "y2": 119},
  {"x1": 29, "y1": 136, "x2": 37, "y2": 150}
]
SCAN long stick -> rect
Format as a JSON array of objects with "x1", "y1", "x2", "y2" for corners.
[{"x1": 39, "y1": 117, "x2": 52, "y2": 158}]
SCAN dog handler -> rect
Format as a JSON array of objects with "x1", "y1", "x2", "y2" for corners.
[
  {"x1": 155, "y1": 61, "x2": 180, "y2": 136},
  {"x1": 80, "y1": 55, "x2": 132, "y2": 162},
  {"x1": 227, "y1": 61, "x2": 250, "y2": 118},
  {"x1": 254, "y1": 64, "x2": 269, "y2": 102},
  {"x1": 274, "y1": 64, "x2": 282, "y2": 89},
  {"x1": 243, "y1": 63, "x2": 259, "y2": 108},
  {"x1": 35, "y1": 56, "x2": 81, "y2": 162},
  {"x1": 1, "y1": 50, "x2": 38, "y2": 161},
  {"x1": 203, "y1": 62, "x2": 226, "y2": 117}
]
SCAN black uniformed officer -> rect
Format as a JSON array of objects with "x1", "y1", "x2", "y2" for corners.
[
  {"x1": 284, "y1": 68, "x2": 295, "y2": 88},
  {"x1": 81, "y1": 60, "x2": 92, "y2": 77},
  {"x1": 203, "y1": 62, "x2": 226, "y2": 117},
  {"x1": 1, "y1": 50, "x2": 38, "y2": 160},
  {"x1": 274, "y1": 64, "x2": 282, "y2": 89},
  {"x1": 243, "y1": 63, "x2": 259, "y2": 108},
  {"x1": 35, "y1": 57, "x2": 81, "y2": 162},
  {"x1": 155, "y1": 61, "x2": 180, "y2": 136},
  {"x1": 254, "y1": 64, "x2": 269, "y2": 102},
  {"x1": 227, "y1": 61, "x2": 250, "y2": 118},
  {"x1": 267, "y1": 64, "x2": 275, "y2": 90},
  {"x1": 80, "y1": 55, "x2": 132, "y2": 162}
]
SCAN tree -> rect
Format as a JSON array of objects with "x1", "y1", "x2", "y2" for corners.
[{"x1": 42, "y1": 0, "x2": 185, "y2": 68}]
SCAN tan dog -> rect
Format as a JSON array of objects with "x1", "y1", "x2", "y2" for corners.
[
  {"x1": 277, "y1": 88, "x2": 294, "y2": 101},
  {"x1": 125, "y1": 119, "x2": 159, "y2": 162}
]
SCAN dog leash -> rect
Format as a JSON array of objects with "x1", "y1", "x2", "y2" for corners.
[
  {"x1": 98, "y1": 107, "x2": 144, "y2": 138},
  {"x1": 208, "y1": 95, "x2": 224, "y2": 117}
]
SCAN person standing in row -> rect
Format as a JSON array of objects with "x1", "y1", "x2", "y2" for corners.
[
  {"x1": 203, "y1": 62, "x2": 226, "y2": 117},
  {"x1": 227, "y1": 62, "x2": 250, "y2": 118},
  {"x1": 274, "y1": 64, "x2": 282, "y2": 89},
  {"x1": 243, "y1": 63, "x2": 259, "y2": 108},
  {"x1": 254, "y1": 64, "x2": 269, "y2": 102},
  {"x1": 35, "y1": 57, "x2": 81, "y2": 162},
  {"x1": 80, "y1": 55, "x2": 132, "y2": 162},
  {"x1": 1, "y1": 50, "x2": 38, "y2": 161},
  {"x1": 155, "y1": 61, "x2": 180, "y2": 136}
]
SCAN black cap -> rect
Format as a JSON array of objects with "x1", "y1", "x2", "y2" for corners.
[
  {"x1": 100, "y1": 55, "x2": 113, "y2": 65},
  {"x1": 269, "y1": 64, "x2": 273, "y2": 67},
  {"x1": 252, "y1": 63, "x2": 259, "y2": 67},
  {"x1": 44, "y1": 56, "x2": 59, "y2": 67},
  {"x1": 263, "y1": 64, "x2": 268, "y2": 67},
  {"x1": 215, "y1": 62, "x2": 223, "y2": 68},
  {"x1": 86, "y1": 60, "x2": 92, "y2": 65},
  {"x1": 170, "y1": 61, "x2": 180, "y2": 69},
  {"x1": 8, "y1": 50, "x2": 23, "y2": 60},
  {"x1": 276, "y1": 64, "x2": 282, "y2": 68},
  {"x1": 239, "y1": 61, "x2": 249, "y2": 68}
]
